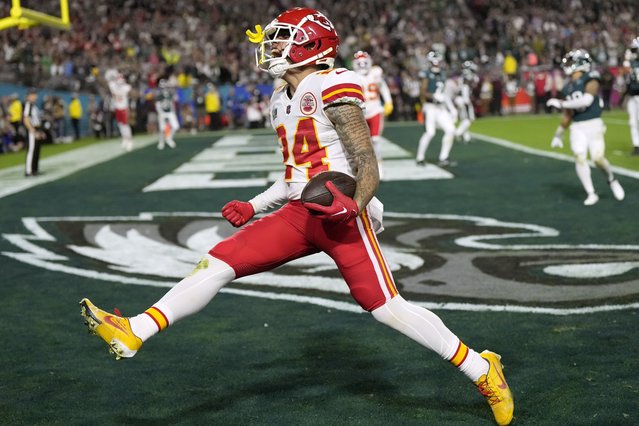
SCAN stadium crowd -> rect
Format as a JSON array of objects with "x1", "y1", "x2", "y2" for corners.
[{"x1": 0, "y1": 0, "x2": 638, "y2": 151}]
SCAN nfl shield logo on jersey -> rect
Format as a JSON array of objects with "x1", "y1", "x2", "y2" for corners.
[{"x1": 300, "y1": 92, "x2": 317, "y2": 115}]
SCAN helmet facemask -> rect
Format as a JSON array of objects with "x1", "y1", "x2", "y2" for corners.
[{"x1": 252, "y1": 9, "x2": 338, "y2": 79}]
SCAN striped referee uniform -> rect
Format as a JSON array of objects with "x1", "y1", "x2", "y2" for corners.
[{"x1": 24, "y1": 91, "x2": 41, "y2": 176}]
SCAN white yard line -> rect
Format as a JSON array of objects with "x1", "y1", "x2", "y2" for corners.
[
  {"x1": 0, "y1": 135, "x2": 157, "y2": 199},
  {"x1": 472, "y1": 132, "x2": 639, "y2": 180}
]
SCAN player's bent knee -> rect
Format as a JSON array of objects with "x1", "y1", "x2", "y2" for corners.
[
  {"x1": 592, "y1": 155, "x2": 605, "y2": 166},
  {"x1": 574, "y1": 154, "x2": 588, "y2": 165},
  {"x1": 209, "y1": 238, "x2": 248, "y2": 276},
  {"x1": 371, "y1": 295, "x2": 407, "y2": 326}
]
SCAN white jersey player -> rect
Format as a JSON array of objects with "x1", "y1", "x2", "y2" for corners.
[
  {"x1": 266, "y1": 68, "x2": 375, "y2": 201},
  {"x1": 416, "y1": 51, "x2": 458, "y2": 167},
  {"x1": 623, "y1": 36, "x2": 639, "y2": 155},
  {"x1": 80, "y1": 8, "x2": 513, "y2": 425},
  {"x1": 352, "y1": 51, "x2": 393, "y2": 178},
  {"x1": 454, "y1": 61, "x2": 479, "y2": 143},
  {"x1": 155, "y1": 79, "x2": 180, "y2": 150},
  {"x1": 106, "y1": 69, "x2": 134, "y2": 151}
]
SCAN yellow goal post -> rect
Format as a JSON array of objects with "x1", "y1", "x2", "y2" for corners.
[{"x1": 0, "y1": 0, "x2": 70, "y2": 31}]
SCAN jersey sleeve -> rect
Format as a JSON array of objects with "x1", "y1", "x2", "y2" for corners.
[{"x1": 320, "y1": 69, "x2": 365, "y2": 109}]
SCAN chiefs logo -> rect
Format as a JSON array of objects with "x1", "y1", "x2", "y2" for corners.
[
  {"x1": 300, "y1": 92, "x2": 317, "y2": 115},
  {"x1": 307, "y1": 12, "x2": 334, "y2": 31}
]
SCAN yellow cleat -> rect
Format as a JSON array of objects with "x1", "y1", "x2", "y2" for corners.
[
  {"x1": 475, "y1": 350, "x2": 514, "y2": 425},
  {"x1": 80, "y1": 298, "x2": 142, "y2": 360}
]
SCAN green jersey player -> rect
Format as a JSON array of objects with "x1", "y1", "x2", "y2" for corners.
[
  {"x1": 155, "y1": 79, "x2": 180, "y2": 150},
  {"x1": 546, "y1": 49, "x2": 625, "y2": 206}
]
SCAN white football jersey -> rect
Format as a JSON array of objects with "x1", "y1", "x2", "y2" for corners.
[
  {"x1": 269, "y1": 68, "x2": 365, "y2": 200},
  {"x1": 109, "y1": 80, "x2": 131, "y2": 110},
  {"x1": 360, "y1": 65, "x2": 391, "y2": 119}
]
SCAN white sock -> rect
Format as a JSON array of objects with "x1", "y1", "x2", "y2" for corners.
[
  {"x1": 371, "y1": 295, "x2": 488, "y2": 381},
  {"x1": 417, "y1": 132, "x2": 434, "y2": 162},
  {"x1": 593, "y1": 157, "x2": 614, "y2": 182},
  {"x1": 456, "y1": 119, "x2": 471, "y2": 137},
  {"x1": 439, "y1": 131, "x2": 455, "y2": 161},
  {"x1": 129, "y1": 254, "x2": 235, "y2": 341},
  {"x1": 575, "y1": 157, "x2": 595, "y2": 195}
]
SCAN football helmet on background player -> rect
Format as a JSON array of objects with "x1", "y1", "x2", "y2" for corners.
[
  {"x1": 104, "y1": 69, "x2": 119, "y2": 82},
  {"x1": 427, "y1": 51, "x2": 444, "y2": 73},
  {"x1": 462, "y1": 60, "x2": 478, "y2": 79},
  {"x1": 249, "y1": 7, "x2": 339, "y2": 78},
  {"x1": 630, "y1": 37, "x2": 639, "y2": 58},
  {"x1": 353, "y1": 51, "x2": 373, "y2": 75},
  {"x1": 561, "y1": 49, "x2": 592, "y2": 75}
]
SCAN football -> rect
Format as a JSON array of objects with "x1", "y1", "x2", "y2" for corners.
[{"x1": 301, "y1": 171, "x2": 357, "y2": 207}]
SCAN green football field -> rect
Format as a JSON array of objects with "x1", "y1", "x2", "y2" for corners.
[{"x1": 1, "y1": 113, "x2": 638, "y2": 425}]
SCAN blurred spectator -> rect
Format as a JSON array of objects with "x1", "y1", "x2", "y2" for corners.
[
  {"x1": 180, "y1": 103, "x2": 197, "y2": 134},
  {"x1": 88, "y1": 95, "x2": 106, "y2": 138},
  {"x1": 533, "y1": 70, "x2": 549, "y2": 114},
  {"x1": 490, "y1": 74, "x2": 503, "y2": 116},
  {"x1": 52, "y1": 96, "x2": 66, "y2": 140},
  {"x1": 205, "y1": 83, "x2": 222, "y2": 131},
  {"x1": 8, "y1": 93, "x2": 24, "y2": 148},
  {"x1": 505, "y1": 75, "x2": 519, "y2": 114},
  {"x1": 601, "y1": 68, "x2": 614, "y2": 111},
  {"x1": 245, "y1": 95, "x2": 264, "y2": 129},
  {"x1": 479, "y1": 78, "x2": 493, "y2": 116},
  {"x1": 0, "y1": 0, "x2": 637, "y2": 122},
  {"x1": 69, "y1": 93, "x2": 83, "y2": 140}
]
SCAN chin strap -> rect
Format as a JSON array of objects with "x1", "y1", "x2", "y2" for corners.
[{"x1": 268, "y1": 58, "x2": 289, "y2": 78}]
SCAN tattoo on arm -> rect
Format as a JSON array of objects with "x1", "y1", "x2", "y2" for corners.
[{"x1": 325, "y1": 103, "x2": 379, "y2": 211}]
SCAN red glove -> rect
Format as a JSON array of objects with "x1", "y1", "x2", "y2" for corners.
[
  {"x1": 304, "y1": 181, "x2": 360, "y2": 223},
  {"x1": 222, "y1": 200, "x2": 255, "y2": 227}
]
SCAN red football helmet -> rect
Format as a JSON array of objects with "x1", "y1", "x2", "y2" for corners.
[
  {"x1": 353, "y1": 51, "x2": 372, "y2": 75},
  {"x1": 254, "y1": 7, "x2": 340, "y2": 78}
]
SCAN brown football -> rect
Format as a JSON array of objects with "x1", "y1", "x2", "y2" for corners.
[{"x1": 301, "y1": 171, "x2": 357, "y2": 207}]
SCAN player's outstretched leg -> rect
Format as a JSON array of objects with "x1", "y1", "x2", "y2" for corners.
[
  {"x1": 474, "y1": 350, "x2": 514, "y2": 425},
  {"x1": 371, "y1": 296, "x2": 514, "y2": 424},
  {"x1": 80, "y1": 298, "x2": 143, "y2": 360}
]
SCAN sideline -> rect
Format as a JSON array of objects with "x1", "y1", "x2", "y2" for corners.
[{"x1": 0, "y1": 135, "x2": 157, "y2": 199}]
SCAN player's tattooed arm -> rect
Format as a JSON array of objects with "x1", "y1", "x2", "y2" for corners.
[{"x1": 325, "y1": 103, "x2": 379, "y2": 211}]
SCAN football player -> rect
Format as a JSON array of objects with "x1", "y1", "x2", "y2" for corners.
[
  {"x1": 547, "y1": 50, "x2": 625, "y2": 206},
  {"x1": 80, "y1": 8, "x2": 513, "y2": 425},
  {"x1": 105, "y1": 69, "x2": 134, "y2": 152},
  {"x1": 455, "y1": 60, "x2": 479, "y2": 143},
  {"x1": 352, "y1": 50, "x2": 393, "y2": 179},
  {"x1": 622, "y1": 37, "x2": 639, "y2": 155},
  {"x1": 416, "y1": 51, "x2": 458, "y2": 167},
  {"x1": 155, "y1": 79, "x2": 180, "y2": 150}
]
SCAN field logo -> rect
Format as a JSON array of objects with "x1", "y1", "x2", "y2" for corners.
[{"x1": 3, "y1": 212, "x2": 639, "y2": 315}]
